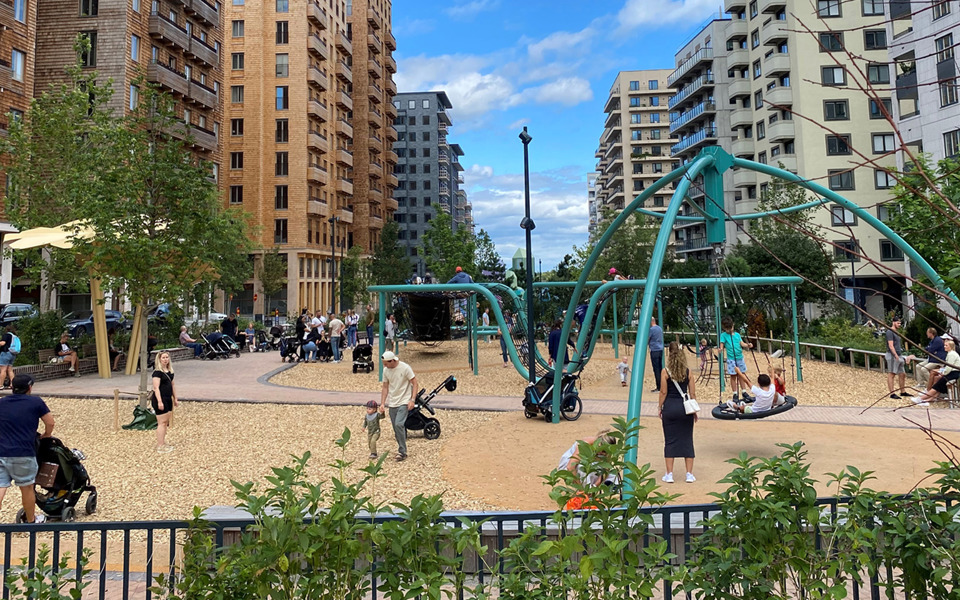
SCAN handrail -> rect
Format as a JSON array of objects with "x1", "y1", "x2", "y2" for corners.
[
  {"x1": 668, "y1": 73, "x2": 714, "y2": 109},
  {"x1": 668, "y1": 47, "x2": 713, "y2": 86}
]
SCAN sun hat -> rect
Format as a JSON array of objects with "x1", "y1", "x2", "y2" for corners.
[{"x1": 381, "y1": 351, "x2": 398, "y2": 361}]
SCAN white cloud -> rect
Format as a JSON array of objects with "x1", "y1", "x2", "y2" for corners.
[
  {"x1": 392, "y1": 18, "x2": 436, "y2": 37},
  {"x1": 444, "y1": 72, "x2": 520, "y2": 117},
  {"x1": 394, "y1": 54, "x2": 491, "y2": 92},
  {"x1": 469, "y1": 164, "x2": 495, "y2": 178},
  {"x1": 523, "y1": 77, "x2": 593, "y2": 106},
  {"x1": 616, "y1": 0, "x2": 718, "y2": 32},
  {"x1": 526, "y1": 28, "x2": 594, "y2": 62},
  {"x1": 445, "y1": 0, "x2": 500, "y2": 20},
  {"x1": 507, "y1": 118, "x2": 530, "y2": 130}
]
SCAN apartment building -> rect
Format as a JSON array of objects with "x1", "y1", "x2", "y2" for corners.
[
  {"x1": 391, "y1": 91, "x2": 470, "y2": 277},
  {"x1": 224, "y1": 0, "x2": 396, "y2": 316},
  {"x1": 593, "y1": 70, "x2": 675, "y2": 224},
  {"x1": 668, "y1": 0, "x2": 903, "y2": 317},
  {"x1": 0, "y1": 0, "x2": 36, "y2": 304},
  {"x1": 587, "y1": 172, "x2": 598, "y2": 240}
]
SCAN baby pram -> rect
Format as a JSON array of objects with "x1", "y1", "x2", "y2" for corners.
[
  {"x1": 352, "y1": 344, "x2": 374, "y2": 373},
  {"x1": 266, "y1": 326, "x2": 283, "y2": 351},
  {"x1": 523, "y1": 372, "x2": 583, "y2": 422},
  {"x1": 405, "y1": 375, "x2": 457, "y2": 440},
  {"x1": 200, "y1": 332, "x2": 231, "y2": 360},
  {"x1": 279, "y1": 335, "x2": 301, "y2": 363},
  {"x1": 16, "y1": 437, "x2": 97, "y2": 523}
]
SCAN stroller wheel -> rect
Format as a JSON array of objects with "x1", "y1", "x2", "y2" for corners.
[
  {"x1": 15, "y1": 508, "x2": 26, "y2": 523},
  {"x1": 85, "y1": 491, "x2": 98, "y2": 515},
  {"x1": 423, "y1": 419, "x2": 441, "y2": 440},
  {"x1": 561, "y1": 394, "x2": 583, "y2": 422},
  {"x1": 61, "y1": 507, "x2": 76, "y2": 523},
  {"x1": 352, "y1": 365, "x2": 358, "y2": 374}
]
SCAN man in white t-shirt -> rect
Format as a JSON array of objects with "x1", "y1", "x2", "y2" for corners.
[{"x1": 380, "y1": 351, "x2": 417, "y2": 461}]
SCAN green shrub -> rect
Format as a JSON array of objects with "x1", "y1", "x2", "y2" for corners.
[
  {"x1": 903, "y1": 304, "x2": 948, "y2": 347},
  {"x1": 14, "y1": 310, "x2": 66, "y2": 366},
  {"x1": 804, "y1": 315, "x2": 883, "y2": 353}
]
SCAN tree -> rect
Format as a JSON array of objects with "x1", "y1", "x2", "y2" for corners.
[
  {"x1": 473, "y1": 229, "x2": 504, "y2": 282},
  {"x1": 369, "y1": 221, "x2": 410, "y2": 286},
  {"x1": 338, "y1": 245, "x2": 367, "y2": 310},
  {"x1": 572, "y1": 208, "x2": 656, "y2": 280},
  {"x1": 258, "y1": 247, "x2": 287, "y2": 317},
  {"x1": 554, "y1": 254, "x2": 575, "y2": 282},
  {"x1": 422, "y1": 212, "x2": 475, "y2": 282}
]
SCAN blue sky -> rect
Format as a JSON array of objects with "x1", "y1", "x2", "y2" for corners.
[{"x1": 392, "y1": 0, "x2": 724, "y2": 271}]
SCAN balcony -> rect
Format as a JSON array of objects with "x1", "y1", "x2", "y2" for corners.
[
  {"x1": 385, "y1": 126, "x2": 398, "y2": 141},
  {"x1": 725, "y1": 18, "x2": 748, "y2": 40},
  {"x1": 765, "y1": 86, "x2": 793, "y2": 107},
  {"x1": 762, "y1": 18, "x2": 789, "y2": 45},
  {"x1": 368, "y1": 33, "x2": 382, "y2": 54},
  {"x1": 336, "y1": 61, "x2": 352, "y2": 83},
  {"x1": 308, "y1": 66, "x2": 328, "y2": 91},
  {"x1": 669, "y1": 101, "x2": 716, "y2": 133},
  {"x1": 457, "y1": 175, "x2": 465, "y2": 184},
  {"x1": 668, "y1": 73, "x2": 715, "y2": 109},
  {"x1": 338, "y1": 178, "x2": 354, "y2": 196},
  {"x1": 676, "y1": 237, "x2": 712, "y2": 253},
  {"x1": 337, "y1": 148, "x2": 353, "y2": 167},
  {"x1": 369, "y1": 134, "x2": 383, "y2": 151},
  {"x1": 763, "y1": 53, "x2": 791, "y2": 76},
  {"x1": 670, "y1": 128, "x2": 717, "y2": 155},
  {"x1": 368, "y1": 109, "x2": 383, "y2": 128},
  {"x1": 386, "y1": 174, "x2": 399, "y2": 187},
  {"x1": 307, "y1": 199, "x2": 330, "y2": 217},
  {"x1": 308, "y1": 131, "x2": 329, "y2": 153},
  {"x1": 367, "y1": 7, "x2": 382, "y2": 29},
  {"x1": 336, "y1": 32, "x2": 352, "y2": 55},
  {"x1": 438, "y1": 153, "x2": 449, "y2": 165},
  {"x1": 308, "y1": 99, "x2": 329, "y2": 122},
  {"x1": 162, "y1": 120, "x2": 216, "y2": 152},
  {"x1": 772, "y1": 155, "x2": 797, "y2": 171},
  {"x1": 730, "y1": 107, "x2": 753, "y2": 128},
  {"x1": 146, "y1": 61, "x2": 189, "y2": 97},
  {"x1": 149, "y1": 13, "x2": 190, "y2": 51},
  {"x1": 339, "y1": 208, "x2": 354, "y2": 223},
  {"x1": 727, "y1": 47, "x2": 749, "y2": 68},
  {"x1": 369, "y1": 215, "x2": 383, "y2": 229},
  {"x1": 733, "y1": 168, "x2": 757, "y2": 187},
  {"x1": 368, "y1": 59, "x2": 383, "y2": 79},
  {"x1": 336, "y1": 119, "x2": 353, "y2": 138},
  {"x1": 728, "y1": 78, "x2": 751, "y2": 98},
  {"x1": 369, "y1": 187, "x2": 384, "y2": 203},
  {"x1": 183, "y1": 0, "x2": 217, "y2": 26},
  {"x1": 187, "y1": 36, "x2": 218, "y2": 67},
  {"x1": 668, "y1": 48, "x2": 713, "y2": 87},
  {"x1": 308, "y1": 166, "x2": 329, "y2": 185},
  {"x1": 385, "y1": 79, "x2": 397, "y2": 96},
  {"x1": 386, "y1": 197, "x2": 399, "y2": 211},
  {"x1": 386, "y1": 102, "x2": 398, "y2": 118},
  {"x1": 759, "y1": 0, "x2": 786, "y2": 12},
  {"x1": 385, "y1": 55, "x2": 397, "y2": 73},
  {"x1": 724, "y1": 0, "x2": 747, "y2": 12},
  {"x1": 336, "y1": 90, "x2": 352, "y2": 110},
  {"x1": 367, "y1": 82, "x2": 383, "y2": 102},
  {"x1": 188, "y1": 80, "x2": 216, "y2": 109},
  {"x1": 731, "y1": 137, "x2": 755, "y2": 156},
  {"x1": 385, "y1": 31, "x2": 397, "y2": 51},
  {"x1": 0, "y1": 60, "x2": 23, "y2": 94},
  {"x1": 307, "y1": 2, "x2": 328, "y2": 29},
  {"x1": 385, "y1": 150, "x2": 399, "y2": 163},
  {"x1": 767, "y1": 119, "x2": 795, "y2": 142},
  {"x1": 308, "y1": 34, "x2": 329, "y2": 61}
]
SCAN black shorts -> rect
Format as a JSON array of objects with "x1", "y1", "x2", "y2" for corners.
[{"x1": 152, "y1": 396, "x2": 173, "y2": 415}]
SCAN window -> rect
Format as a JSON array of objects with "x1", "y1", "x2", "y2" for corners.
[
  {"x1": 828, "y1": 169, "x2": 855, "y2": 190},
  {"x1": 875, "y1": 169, "x2": 895, "y2": 189},
  {"x1": 749, "y1": 0, "x2": 758, "y2": 17},
  {"x1": 630, "y1": 97, "x2": 641, "y2": 107},
  {"x1": 936, "y1": 34, "x2": 954, "y2": 63},
  {"x1": 230, "y1": 152, "x2": 244, "y2": 169},
  {"x1": 80, "y1": 32, "x2": 97, "y2": 67},
  {"x1": 276, "y1": 119, "x2": 288, "y2": 142},
  {"x1": 650, "y1": 113, "x2": 661, "y2": 123},
  {"x1": 824, "y1": 100, "x2": 849, "y2": 120},
  {"x1": 276, "y1": 0, "x2": 288, "y2": 12},
  {"x1": 758, "y1": 151, "x2": 767, "y2": 164},
  {"x1": 408, "y1": 132, "x2": 416, "y2": 142},
  {"x1": 872, "y1": 133, "x2": 895, "y2": 153},
  {"x1": 941, "y1": 79, "x2": 959, "y2": 107},
  {"x1": 834, "y1": 240, "x2": 859, "y2": 262},
  {"x1": 933, "y1": 1, "x2": 951, "y2": 19},
  {"x1": 13, "y1": 0, "x2": 24, "y2": 21},
  {"x1": 756, "y1": 120, "x2": 766, "y2": 140},
  {"x1": 129, "y1": 84, "x2": 139, "y2": 111},
  {"x1": 11, "y1": 49, "x2": 24, "y2": 82},
  {"x1": 869, "y1": 97, "x2": 891, "y2": 119},
  {"x1": 864, "y1": 30, "x2": 886, "y2": 50},
  {"x1": 751, "y1": 30, "x2": 760, "y2": 48},
  {"x1": 275, "y1": 86, "x2": 288, "y2": 110},
  {"x1": 274, "y1": 220, "x2": 288, "y2": 244},
  {"x1": 630, "y1": 114, "x2": 641, "y2": 124},
  {"x1": 231, "y1": 53, "x2": 244, "y2": 70},
  {"x1": 945, "y1": 129, "x2": 960, "y2": 158},
  {"x1": 230, "y1": 118, "x2": 243, "y2": 136},
  {"x1": 422, "y1": 99, "x2": 430, "y2": 109},
  {"x1": 877, "y1": 203, "x2": 897, "y2": 222},
  {"x1": 880, "y1": 241, "x2": 904, "y2": 261},
  {"x1": 408, "y1": 100, "x2": 415, "y2": 109},
  {"x1": 867, "y1": 64, "x2": 889, "y2": 84},
  {"x1": 229, "y1": 186, "x2": 243, "y2": 204},
  {"x1": 232, "y1": 20, "x2": 244, "y2": 37},
  {"x1": 822, "y1": 66, "x2": 845, "y2": 86},
  {"x1": 422, "y1": 115, "x2": 430, "y2": 125},
  {"x1": 231, "y1": 85, "x2": 244, "y2": 103},
  {"x1": 423, "y1": 132, "x2": 431, "y2": 141},
  {"x1": 863, "y1": 0, "x2": 883, "y2": 14},
  {"x1": 129, "y1": 35, "x2": 141, "y2": 62},
  {"x1": 275, "y1": 185, "x2": 288, "y2": 209},
  {"x1": 233, "y1": 0, "x2": 244, "y2": 4},
  {"x1": 754, "y1": 90, "x2": 763, "y2": 109},
  {"x1": 275, "y1": 151, "x2": 288, "y2": 175},
  {"x1": 423, "y1": 148, "x2": 430, "y2": 157},
  {"x1": 827, "y1": 134, "x2": 851, "y2": 155},
  {"x1": 651, "y1": 97, "x2": 660, "y2": 106},
  {"x1": 831, "y1": 206, "x2": 856, "y2": 225},
  {"x1": 753, "y1": 60, "x2": 762, "y2": 79},
  {"x1": 651, "y1": 129, "x2": 661, "y2": 139},
  {"x1": 629, "y1": 80, "x2": 639, "y2": 91},
  {"x1": 275, "y1": 54, "x2": 288, "y2": 77},
  {"x1": 819, "y1": 32, "x2": 843, "y2": 51},
  {"x1": 406, "y1": 116, "x2": 415, "y2": 126},
  {"x1": 276, "y1": 21, "x2": 288, "y2": 44},
  {"x1": 818, "y1": 0, "x2": 840, "y2": 16},
  {"x1": 80, "y1": 0, "x2": 98, "y2": 16}
]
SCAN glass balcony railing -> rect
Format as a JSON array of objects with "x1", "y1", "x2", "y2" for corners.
[{"x1": 670, "y1": 128, "x2": 718, "y2": 155}]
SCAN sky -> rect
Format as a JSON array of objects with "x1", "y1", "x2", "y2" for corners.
[{"x1": 391, "y1": 0, "x2": 726, "y2": 271}]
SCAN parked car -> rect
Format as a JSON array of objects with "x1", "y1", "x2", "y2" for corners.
[
  {"x1": 0, "y1": 303, "x2": 38, "y2": 327},
  {"x1": 65, "y1": 310, "x2": 128, "y2": 337},
  {"x1": 146, "y1": 303, "x2": 173, "y2": 323}
]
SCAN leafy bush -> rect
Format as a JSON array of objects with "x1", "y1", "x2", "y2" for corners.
[
  {"x1": 150, "y1": 305, "x2": 185, "y2": 347},
  {"x1": 5, "y1": 545, "x2": 89, "y2": 600},
  {"x1": 804, "y1": 315, "x2": 883, "y2": 353},
  {"x1": 903, "y1": 304, "x2": 948, "y2": 347},
  {"x1": 14, "y1": 310, "x2": 66, "y2": 365}
]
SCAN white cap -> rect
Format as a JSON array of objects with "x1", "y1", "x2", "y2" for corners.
[
  {"x1": 942, "y1": 333, "x2": 953, "y2": 339},
  {"x1": 381, "y1": 351, "x2": 398, "y2": 361}
]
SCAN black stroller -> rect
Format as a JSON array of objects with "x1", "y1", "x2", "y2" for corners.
[
  {"x1": 279, "y1": 335, "x2": 300, "y2": 363},
  {"x1": 251, "y1": 330, "x2": 270, "y2": 352},
  {"x1": 200, "y1": 332, "x2": 231, "y2": 360},
  {"x1": 17, "y1": 437, "x2": 97, "y2": 523},
  {"x1": 523, "y1": 372, "x2": 583, "y2": 422},
  {"x1": 352, "y1": 344, "x2": 374, "y2": 373},
  {"x1": 406, "y1": 375, "x2": 457, "y2": 440},
  {"x1": 267, "y1": 325, "x2": 283, "y2": 351}
]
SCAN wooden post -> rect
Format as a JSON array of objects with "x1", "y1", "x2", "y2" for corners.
[
  {"x1": 125, "y1": 304, "x2": 144, "y2": 376},
  {"x1": 113, "y1": 388, "x2": 120, "y2": 432},
  {"x1": 89, "y1": 276, "x2": 112, "y2": 379}
]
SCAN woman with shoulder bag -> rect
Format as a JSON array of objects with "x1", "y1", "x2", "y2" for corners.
[
  {"x1": 152, "y1": 352, "x2": 179, "y2": 453},
  {"x1": 658, "y1": 341, "x2": 698, "y2": 484}
]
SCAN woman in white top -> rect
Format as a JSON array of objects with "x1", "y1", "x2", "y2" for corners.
[{"x1": 913, "y1": 338, "x2": 960, "y2": 406}]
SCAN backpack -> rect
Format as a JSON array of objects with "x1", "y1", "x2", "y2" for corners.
[{"x1": 8, "y1": 334, "x2": 20, "y2": 354}]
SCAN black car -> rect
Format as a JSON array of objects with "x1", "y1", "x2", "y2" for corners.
[
  {"x1": 66, "y1": 310, "x2": 128, "y2": 337},
  {"x1": 0, "y1": 303, "x2": 38, "y2": 327}
]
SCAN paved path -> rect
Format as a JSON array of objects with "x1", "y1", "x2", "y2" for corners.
[{"x1": 33, "y1": 350, "x2": 960, "y2": 431}]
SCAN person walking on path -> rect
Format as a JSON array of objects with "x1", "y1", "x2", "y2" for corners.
[
  {"x1": 362, "y1": 400, "x2": 386, "y2": 460},
  {"x1": 365, "y1": 305, "x2": 376, "y2": 345},
  {"x1": 649, "y1": 317, "x2": 664, "y2": 392},
  {"x1": 384, "y1": 313, "x2": 396, "y2": 351},
  {"x1": 380, "y1": 351, "x2": 417, "y2": 462},
  {"x1": 152, "y1": 352, "x2": 179, "y2": 453},
  {"x1": 885, "y1": 317, "x2": 912, "y2": 400},
  {"x1": 328, "y1": 314, "x2": 345, "y2": 363},
  {"x1": 0, "y1": 374, "x2": 54, "y2": 523},
  {"x1": 658, "y1": 341, "x2": 697, "y2": 484}
]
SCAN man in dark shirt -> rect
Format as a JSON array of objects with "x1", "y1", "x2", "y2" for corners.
[
  {"x1": 221, "y1": 314, "x2": 239, "y2": 345},
  {"x1": 915, "y1": 328, "x2": 948, "y2": 388},
  {"x1": 0, "y1": 374, "x2": 54, "y2": 523}
]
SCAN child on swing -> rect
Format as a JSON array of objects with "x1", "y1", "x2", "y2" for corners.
[
  {"x1": 718, "y1": 316, "x2": 753, "y2": 402},
  {"x1": 698, "y1": 338, "x2": 710, "y2": 371}
]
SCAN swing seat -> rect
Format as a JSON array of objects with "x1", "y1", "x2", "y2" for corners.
[{"x1": 711, "y1": 395, "x2": 798, "y2": 420}]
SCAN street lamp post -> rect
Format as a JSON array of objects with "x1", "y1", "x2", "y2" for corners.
[
  {"x1": 329, "y1": 217, "x2": 339, "y2": 313},
  {"x1": 519, "y1": 127, "x2": 536, "y2": 387}
]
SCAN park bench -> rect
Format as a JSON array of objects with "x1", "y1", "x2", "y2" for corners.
[{"x1": 36, "y1": 349, "x2": 73, "y2": 378}]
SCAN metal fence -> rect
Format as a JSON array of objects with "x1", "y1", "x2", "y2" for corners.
[{"x1": 0, "y1": 497, "x2": 945, "y2": 600}]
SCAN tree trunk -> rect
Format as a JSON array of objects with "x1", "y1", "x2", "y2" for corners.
[{"x1": 138, "y1": 295, "x2": 150, "y2": 408}]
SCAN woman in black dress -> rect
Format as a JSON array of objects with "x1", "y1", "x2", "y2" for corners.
[
  {"x1": 658, "y1": 341, "x2": 697, "y2": 484},
  {"x1": 152, "y1": 351, "x2": 179, "y2": 453}
]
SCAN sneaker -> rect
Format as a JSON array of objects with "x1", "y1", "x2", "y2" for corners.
[
  {"x1": 741, "y1": 392, "x2": 751, "y2": 401},
  {"x1": 890, "y1": 393, "x2": 901, "y2": 400},
  {"x1": 901, "y1": 391, "x2": 913, "y2": 398},
  {"x1": 731, "y1": 393, "x2": 739, "y2": 402},
  {"x1": 911, "y1": 397, "x2": 930, "y2": 407},
  {"x1": 74, "y1": 372, "x2": 81, "y2": 378},
  {"x1": 661, "y1": 472, "x2": 674, "y2": 484},
  {"x1": 34, "y1": 514, "x2": 46, "y2": 524},
  {"x1": 726, "y1": 400, "x2": 740, "y2": 411},
  {"x1": 369, "y1": 453, "x2": 378, "y2": 460},
  {"x1": 67, "y1": 367, "x2": 75, "y2": 372},
  {"x1": 621, "y1": 382, "x2": 627, "y2": 387},
  {"x1": 685, "y1": 473, "x2": 696, "y2": 483},
  {"x1": 157, "y1": 445, "x2": 173, "y2": 453},
  {"x1": 395, "y1": 453, "x2": 407, "y2": 462}
]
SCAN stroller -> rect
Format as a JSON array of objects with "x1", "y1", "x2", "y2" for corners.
[
  {"x1": 17, "y1": 437, "x2": 97, "y2": 523},
  {"x1": 523, "y1": 372, "x2": 583, "y2": 422},
  {"x1": 279, "y1": 335, "x2": 301, "y2": 363},
  {"x1": 406, "y1": 375, "x2": 457, "y2": 440},
  {"x1": 267, "y1": 325, "x2": 283, "y2": 351},
  {"x1": 352, "y1": 344, "x2": 374, "y2": 373},
  {"x1": 250, "y1": 330, "x2": 270, "y2": 352},
  {"x1": 200, "y1": 332, "x2": 231, "y2": 360}
]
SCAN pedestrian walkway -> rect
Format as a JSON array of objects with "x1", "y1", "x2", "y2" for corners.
[{"x1": 33, "y1": 351, "x2": 960, "y2": 431}]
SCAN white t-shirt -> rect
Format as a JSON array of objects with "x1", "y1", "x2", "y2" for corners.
[
  {"x1": 383, "y1": 361, "x2": 415, "y2": 408},
  {"x1": 311, "y1": 316, "x2": 322, "y2": 328},
  {"x1": 385, "y1": 319, "x2": 395, "y2": 339},
  {"x1": 482, "y1": 312, "x2": 490, "y2": 327},
  {"x1": 329, "y1": 319, "x2": 345, "y2": 337},
  {"x1": 750, "y1": 385, "x2": 782, "y2": 412},
  {"x1": 616, "y1": 362, "x2": 629, "y2": 376}
]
